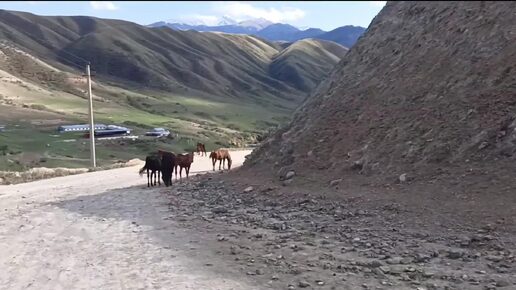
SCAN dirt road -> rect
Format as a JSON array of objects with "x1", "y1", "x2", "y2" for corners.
[
  {"x1": 0, "y1": 150, "x2": 263, "y2": 290},
  {"x1": 2, "y1": 148, "x2": 515, "y2": 290}
]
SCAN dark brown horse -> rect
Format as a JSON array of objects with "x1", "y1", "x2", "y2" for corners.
[
  {"x1": 196, "y1": 142, "x2": 207, "y2": 156},
  {"x1": 157, "y1": 150, "x2": 176, "y2": 186},
  {"x1": 139, "y1": 154, "x2": 161, "y2": 187},
  {"x1": 210, "y1": 149, "x2": 232, "y2": 171},
  {"x1": 175, "y1": 151, "x2": 194, "y2": 180}
]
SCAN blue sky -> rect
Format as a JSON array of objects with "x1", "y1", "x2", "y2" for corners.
[{"x1": 0, "y1": 1, "x2": 386, "y2": 31}]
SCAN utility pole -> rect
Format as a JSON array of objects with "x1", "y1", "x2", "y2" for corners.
[{"x1": 86, "y1": 63, "x2": 96, "y2": 168}]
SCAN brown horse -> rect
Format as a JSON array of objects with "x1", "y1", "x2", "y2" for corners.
[
  {"x1": 196, "y1": 142, "x2": 207, "y2": 156},
  {"x1": 175, "y1": 151, "x2": 194, "y2": 180},
  {"x1": 210, "y1": 149, "x2": 232, "y2": 171}
]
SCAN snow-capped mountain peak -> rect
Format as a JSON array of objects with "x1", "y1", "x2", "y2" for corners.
[
  {"x1": 237, "y1": 18, "x2": 274, "y2": 29},
  {"x1": 218, "y1": 16, "x2": 238, "y2": 26}
]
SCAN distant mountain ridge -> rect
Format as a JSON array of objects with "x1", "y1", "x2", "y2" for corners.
[{"x1": 148, "y1": 17, "x2": 366, "y2": 48}]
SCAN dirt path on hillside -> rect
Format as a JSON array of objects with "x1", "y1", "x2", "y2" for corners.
[{"x1": 0, "y1": 150, "x2": 264, "y2": 290}]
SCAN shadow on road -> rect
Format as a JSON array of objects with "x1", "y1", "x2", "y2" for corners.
[{"x1": 44, "y1": 184, "x2": 265, "y2": 290}]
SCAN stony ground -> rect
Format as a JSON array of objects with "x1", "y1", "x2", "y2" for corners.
[
  {"x1": 164, "y1": 173, "x2": 516, "y2": 290},
  {"x1": 1, "y1": 149, "x2": 514, "y2": 290}
]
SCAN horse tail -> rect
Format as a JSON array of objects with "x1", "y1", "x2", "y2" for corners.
[
  {"x1": 139, "y1": 165, "x2": 146, "y2": 176},
  {"x1": 227, "y1": 154, "x2": 232, "y2": 170}
]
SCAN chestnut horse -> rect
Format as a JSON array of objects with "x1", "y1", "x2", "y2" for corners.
[
  {"x1": 210, "y1": 149, "x2": 232, "y2": 171},
  {"x1": 196, "y1": 142, "x2": 207, "y2": 156},
  {"x1": 175, "y1": 151, "x2": 195, "y2": 180}
]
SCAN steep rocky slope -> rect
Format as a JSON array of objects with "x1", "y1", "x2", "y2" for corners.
[{"x1": 245, "y1": 1, "x2": 516, "y2": 185}]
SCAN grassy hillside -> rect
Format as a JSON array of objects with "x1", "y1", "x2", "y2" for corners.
[
  {"x1": 269, "y1": 39, "x2": 348, "y2": 91},
  {"x1": 0, "y1": 9, "x2": 348, "y2": 171}
]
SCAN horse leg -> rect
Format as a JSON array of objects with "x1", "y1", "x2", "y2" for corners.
[
  {"x1": 212, "y1": 159, "x2": 216, "y2": 171},
  {"x1": 147, "y1": 169, "x2": 150, "y2": 187},
  {"x1": 186, "y1": 166, "x2": 190, "y2": 179},
  {"x1": 223, "y1": 159, "x2": 226, "y2": 170},
  {"x1": 158, "y1": 170, "x2": 161, "y2": 186}
]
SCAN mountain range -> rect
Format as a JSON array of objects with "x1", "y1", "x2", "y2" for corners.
[{"x1": 148, "y1": 17, "x2": 366, "y2": 48}]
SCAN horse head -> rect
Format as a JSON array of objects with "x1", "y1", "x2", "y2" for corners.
[{"x1": 190, "y1": 151, "x2": 195, "y2": 163}]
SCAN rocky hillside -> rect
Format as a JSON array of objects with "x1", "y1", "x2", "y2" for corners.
[
  {"x1": 0, "y1": 9, "x2": 347, "y2": 107},
  {"x1": 245, "y1": 1, "x2": 516, "y2": 185}
]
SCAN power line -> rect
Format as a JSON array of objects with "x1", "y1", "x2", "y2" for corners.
[
  {"x1": 3, "y1": 28, "x2": 90, "y2": 67},
  {"x1": 1, "y1": 39, "x2": 85, "y2": 71},
  {"x1": 17, "y1": 29, "x2": 90, "y2": 64}
]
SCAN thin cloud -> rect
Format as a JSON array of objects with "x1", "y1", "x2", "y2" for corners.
[
  {"x1": 176, "y1": 14, "x2": 220, "y2": 26},
  {"x1": 90, "y1": 1, "x2": 118, "y2": 11},
  {"x1": 214, "y1": 2, "x2": 306, "y2": 23},
  {"x1": 370, "y1": 1, "x2": 387, "y2": 7}
]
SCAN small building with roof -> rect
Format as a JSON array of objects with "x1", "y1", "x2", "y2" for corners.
[{"x1": 57, "y1": 124, "x2": 107, "y2": 133}]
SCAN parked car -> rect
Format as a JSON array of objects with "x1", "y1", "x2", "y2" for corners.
[{"x1": 145, "y1": 128, "x2": 170, "y2": 137}]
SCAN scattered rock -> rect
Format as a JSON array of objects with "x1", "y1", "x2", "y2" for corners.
[
  {"x1": 285, "y1": 171, "x2": 296, "y2": 180},
  {"x1": 351, "y1": 160, "x2": 363, "y2": 170},
  {"x1": 367, "y1": 260, "x2": 385, "y2": 268},
  {"x1": 478, "y1": 141, "x2": 489, "y2": 150},
  {"x1": 329, "y1": 179, "x2": 342, "y2": 187},
  {"x1": 298, "y1": 281, "x2": 310, "y2": 288},
  {"x1": 379, "y1": 266, "x2": 391, "y2": 274},
  {"x1": 447, "y1": 250, "x2": 465, "y2": 259},
  {"x1": 486, "y1": 255, "x2": 504, "y2": 262},
  {"x1": 386, "y1": 257, "x2": 404, "y2": 265},
  {"x1": 244, "y1": 186, "x2": 254, "y2": 193},
  {"x1": 399, "y1": 173, "x2": 408, "y2": 183},
  {"x1": 496, "y1": 279, "x2": 511, "y2": 287},
  {"x1": 212, "y1": 207, "x2": 228, "y2": 214}
]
